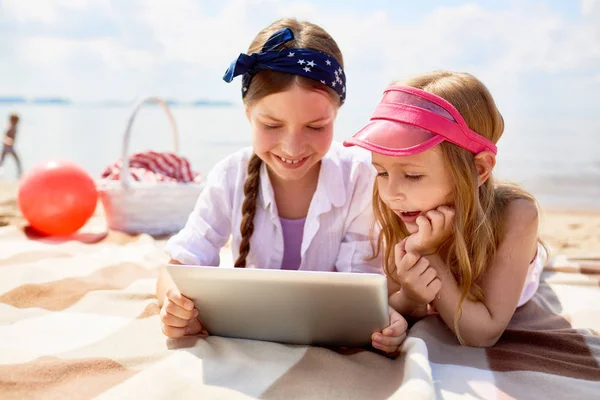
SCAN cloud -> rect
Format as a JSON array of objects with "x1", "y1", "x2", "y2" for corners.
[
  {"x1": 1, "y1": 0, "x2": 111, "y2": 24},
  {"x1": 263, "y1": 1, "x2": 600, "y2": 114},
  {"x1": 0, "y1": 0, "x2": 598, "y2": 113},
  {"x1": 131, "y1": 0, "x2": 275, "y2": 68},
  {"x1": 581, "y1": 0, "x2": 600, "y2": 16},
  {"x1": 17, "y1": 36, "x2": 153, "y2": 70}
]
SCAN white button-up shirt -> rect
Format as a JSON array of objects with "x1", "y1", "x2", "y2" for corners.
[{"x1": 165, "y1": 142, "x2": 383, "y2": 274}]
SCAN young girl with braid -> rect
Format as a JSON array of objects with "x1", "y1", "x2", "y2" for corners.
[{"x1": 156, "y1": 18, "x2": 408, "y2": 354}]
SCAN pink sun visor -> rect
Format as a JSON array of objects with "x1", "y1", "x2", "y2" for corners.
[{"x1": 343, "y1": 85, "x2": 497, "y2": 156}]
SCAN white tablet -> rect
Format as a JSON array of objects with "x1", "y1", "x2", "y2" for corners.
[{"x1": 165, "y1": 265, "x2": 389, "y2": 347}]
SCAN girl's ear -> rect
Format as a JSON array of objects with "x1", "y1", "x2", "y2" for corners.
[{"x1": 474, "y1": 151, "x2": 496, "y2": 186}]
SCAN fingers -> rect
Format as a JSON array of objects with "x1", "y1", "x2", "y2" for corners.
[
  {"x1": 166, "y1": 288, "x2": 194, "y2": 311},
  {"x1": 415, "y1": 215, "x2": 432, "y2": 238},
  {"x1": 399, "y1": 238, "x2": 407, "y2": 253},
  {"x1": 394, "y1": 240, "x2": 407, "y2": 262},
  {"x1": 420, "y1": 264, "x2": 438, "y2": 284},
  {"x1": 372, "y1": 311, "x2": 408, "y2": 353},
  {"x1": 161, "y1": 318, "x2": 206, "y2": 338},
  {"x1": 386, "y1": 308, "x2": 408, "y2": 335},
  {"x1": 422, "y1": 274, "x2": 442, "y2": 303},
  {"x1": 396, "y1": 251, "x2": 422, "y2": 277},
  {"x1": 164, "y1": 289, "x2": 195, "y2": 320},
  {"x1": 187, "y1": 317, "x2": 208, "y2": 336},
  {"x1": 161, "y1": 324, "x2": 187, "y2": 338},
  {"x1": 409, "y1": 256, "x2": 430, "y2": 276},
  {"x1": 427, "y1": 277, "x2": 442, "y2": 297},
  {"x1": 161, "y1": 307, "x2": 198, "y2": 328},
  {"x1": 372, "y1": 332, "x2": 407, "y2": 353},
  {"x1": 394, "y1": 239, "x2": 406, "y2": 258},
  {"x1": 426, "y1": 210, "x2": 445, "y2": 237},
  {"x1": 437, "y1": 205, "x2": 455, "y2": 218},
  {"x1": 163, "y1": 299, "x2": 196, "y2": 320},
  {"x1": 437, "y1": 206, "x2": 455, "y2": 232},
  {"x1": 399, "y1": 256, "x2": 429, "y2": 287},
  {"x1": 160, "y1": 305, "x2": 207, "y2": 338},
  {"x1": 160, "y1": 290, "x2": 205, "y2": 338},
  {"x1": 399, "y1": 258, "x2": 439, "y2": 304}
]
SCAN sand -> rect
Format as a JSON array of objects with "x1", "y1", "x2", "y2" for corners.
[
  {"x1": 0, "y1": 181, "x2": 18, "y2": 228},
  {"x1": 1, "y1": 180, "x2": 598, "y2": 257}
]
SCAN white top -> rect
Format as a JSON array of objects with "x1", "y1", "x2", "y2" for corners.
[
  {"x1": 517, "y1": 243, "x2": 548, "y2": 307},
  {"x1": 165, "y1": 142, "x2": 383, "y2": 274}
]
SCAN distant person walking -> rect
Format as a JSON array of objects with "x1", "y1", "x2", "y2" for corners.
[{"x1": 0, "y1": 113, "x2": 23, "y2": 178}]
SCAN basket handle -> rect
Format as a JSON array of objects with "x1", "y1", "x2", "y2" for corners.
[{"x1": 120, "y1": 97, "x2": 179, "y2": 189}]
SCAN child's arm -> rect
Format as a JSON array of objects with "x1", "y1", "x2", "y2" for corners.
[
  {"x1": 428, "y1": 199, "x2": 539, "y2": 347},
  {"x1": 387, "y1": 239, "x2": 441, "y2": 322},
  {"x1": 389, "y1": 290, "x2": 428, "y2": 322},
  {"x1": 387, "y1": 279, "x2": 425, "y2": 320},
  {"x1": 163, "y1": 158, "x2": 234, "y2": 267},
  {"x1": 156, "y1": 156, "x2": 237, "y2": 337}
]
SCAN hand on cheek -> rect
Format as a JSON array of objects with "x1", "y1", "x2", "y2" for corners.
[{"x1": 405, "y1": 206, "x2": 455, "y2": 255}]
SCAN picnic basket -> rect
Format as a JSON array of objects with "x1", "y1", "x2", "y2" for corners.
[{"x1": 97, "y1": 97, "x2": 204, "y2": 235}]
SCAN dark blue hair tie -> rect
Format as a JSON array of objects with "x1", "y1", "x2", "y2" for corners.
[{"x1": 223, "y1": 27, "x2": 346, "y2": 102}]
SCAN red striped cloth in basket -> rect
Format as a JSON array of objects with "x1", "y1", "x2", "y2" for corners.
[{"x1": 101, "y1": 150, "x2": 202, "y2": 183}]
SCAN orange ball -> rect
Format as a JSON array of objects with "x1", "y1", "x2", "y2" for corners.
[{"x1": 18, "y1": 160, "x2": 98, "y2": 236}]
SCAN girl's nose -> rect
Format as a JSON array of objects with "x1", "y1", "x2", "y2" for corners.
[{"x1": 280, "y1": 130, "x2": 306, "y2": 157}]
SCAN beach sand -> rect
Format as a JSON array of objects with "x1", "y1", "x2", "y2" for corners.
[
  {"x1": 1, "y1": 180, "x2": 598, "y2": 257},
  {"x1": 0, "y1": 181, "x2": 19, "y2": 228}
]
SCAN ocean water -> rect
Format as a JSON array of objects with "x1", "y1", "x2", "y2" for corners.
[{"x1": 1, "y1": 104, "x2": 599, "y2": 210}]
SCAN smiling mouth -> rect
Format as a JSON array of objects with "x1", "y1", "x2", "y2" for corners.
[{"x1": 274, "y1": 154, "x2": 309, "y2": 164}]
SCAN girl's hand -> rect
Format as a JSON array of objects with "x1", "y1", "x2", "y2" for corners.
[
  {"x1": 371, "y1": 307, "x2": 408, "y2": 353},
  {"x1": 405, "y1": 206, "x2": 455, "y2": 255},
  {"x1": 395, "y1": 239, "x2": 442, "y2": 306},
  {"x1": 160, "y1": 288, "x2": 207, "y2": 338}
]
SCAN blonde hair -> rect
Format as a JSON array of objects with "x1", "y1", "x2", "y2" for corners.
[
  {"x1": 234, "y1": 18, "x2": 344, "y2": 268},
  {"x1": 372, "y1": 70, "x2": 544, "y2": 344}
]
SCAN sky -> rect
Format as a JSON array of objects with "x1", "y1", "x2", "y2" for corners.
[{"x1": 1, "y1": 0, "x2": 599, "y2": 117}]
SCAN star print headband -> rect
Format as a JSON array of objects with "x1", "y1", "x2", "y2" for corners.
[
  {"x1": 343, "y1": 85, "x2": 497, "y2": 156},
  {"x1": 223, "y1": 27, "x2": 346, "y2": 102}
]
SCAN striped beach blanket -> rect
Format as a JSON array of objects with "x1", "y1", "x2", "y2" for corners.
[{"x1": 0, "y1": 221, "x2": 598, "y2": 399}]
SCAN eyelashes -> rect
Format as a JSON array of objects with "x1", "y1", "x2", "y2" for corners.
[
  {"x1": 376, "y1": 172, "x2": 423, "y2": 181},
  {"x1": 261, "y1": 124, "x2": 326, "y2": 131}
]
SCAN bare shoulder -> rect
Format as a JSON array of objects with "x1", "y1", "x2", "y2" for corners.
[
  {"x1": 504, "y1": 198, "x2": 539, "y2": 229},
  {"x1": 497, "y1": 198, "x2": 539, "y2": 260}
]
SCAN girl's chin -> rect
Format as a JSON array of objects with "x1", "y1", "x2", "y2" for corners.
[{"x1": 404, "y1": 222, "x2": 419, "y2": 234}]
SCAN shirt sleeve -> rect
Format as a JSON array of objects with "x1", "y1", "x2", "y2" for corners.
[
  {"x1": 334, "y1": 160, "x2": 384, "y2": 275},
  {"x1": 164, "y1": 157, "x2": 234, "y2": 266}
]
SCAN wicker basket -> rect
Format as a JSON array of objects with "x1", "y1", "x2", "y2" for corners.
[{"x1": 97, "y1": 96, "x2": 204, "y2": 236}]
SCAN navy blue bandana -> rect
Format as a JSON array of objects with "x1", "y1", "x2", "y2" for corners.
[{"x1": 223, "y1": 28, "x2": 346, "y2": 102}]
